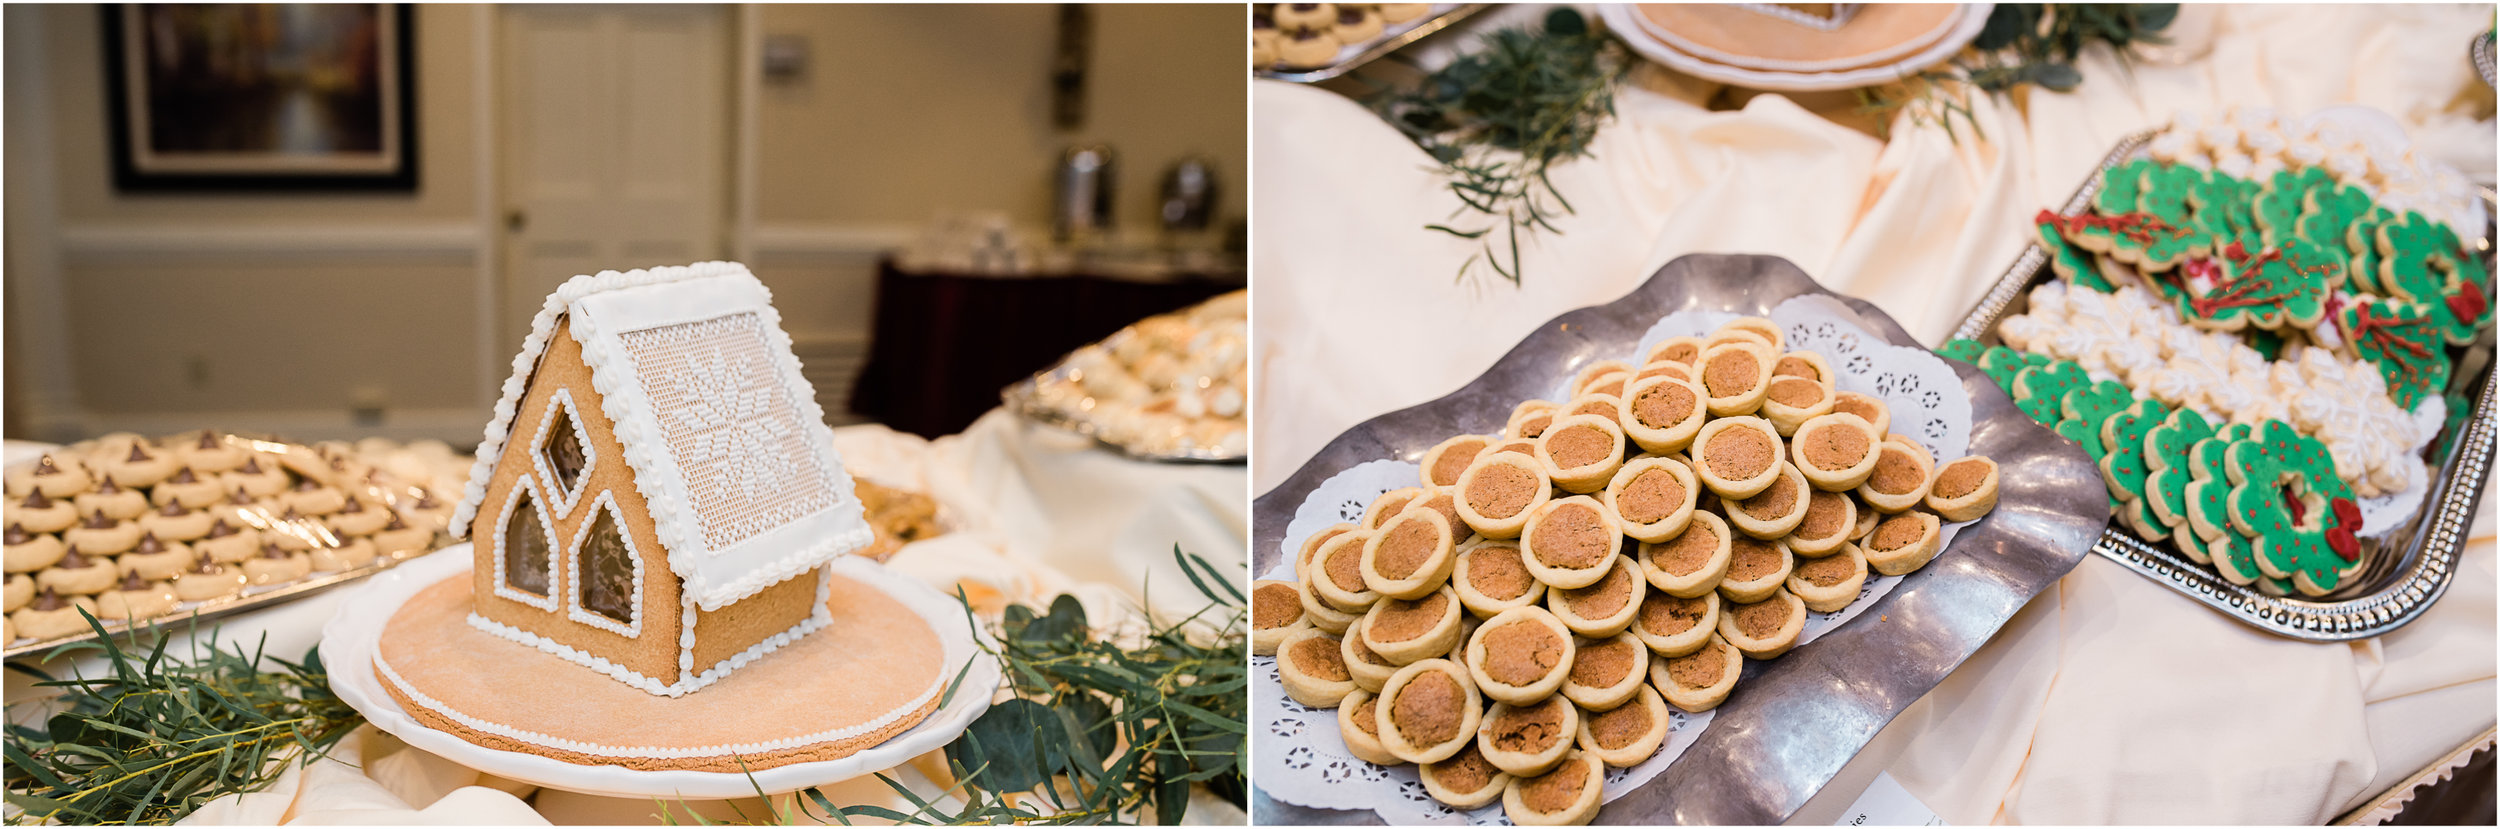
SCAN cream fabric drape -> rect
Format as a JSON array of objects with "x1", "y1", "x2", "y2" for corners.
[{"x1": 1251, "y1": 4, "x2": 2494, "y2": 824}]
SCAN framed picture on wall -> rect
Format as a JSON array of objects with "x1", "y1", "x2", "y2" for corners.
[{"x1": 102, "y1": 3, "x2": 417, "y2": 191}]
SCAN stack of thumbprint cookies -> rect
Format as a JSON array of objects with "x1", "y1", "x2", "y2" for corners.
[{"x1": 1252, "y1": 317, "x2": 2003, "y2": 825}]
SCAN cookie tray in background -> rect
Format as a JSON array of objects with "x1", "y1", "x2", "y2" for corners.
[
  {"x1": 2, "y1": 545, "x2": 440, "y2": 661},
  {"x1": 1948, "y1": 129, "x2": 2498, "y2": 642},
  {"x1": 1255, "y1": 4, "x2": 1486, "y2": 83}
]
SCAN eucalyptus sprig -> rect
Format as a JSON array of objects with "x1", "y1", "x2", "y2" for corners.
[
  {"x1": 1376, "y1": 7, "x2": 1629, "y2": 287},
  {"x1": 1860, "y1": 4, "x2": 2180, "y2": 141},
  {"x1": 679, "y1": 546, "x2": 1246, "y2": 826},
  {"x1": 4, "y1": 617, "x2": 363, "y2": 826}
]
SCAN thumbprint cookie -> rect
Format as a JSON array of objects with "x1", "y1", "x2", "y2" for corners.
[
  {"x1": 1758, "y1": 372, "x2": 1835, "y2": 436},
  {"x1": 1362, "y1": 584, "x2": 1465, "y2": 665},
  {"x1": 1651, "y1": 632, "x2": 1742, "y2": 712},
  {"x1": 1340, "y1": 617, "x2": 1402, "y2": 692},
  {"x1": 1559, "y1": 631, "x2": 1649, "y2": 712},
  {"x1": 1519, "y1": 496, "x2": 1620, "y2": 589},
  {"x1": 1830, "y1": 390, "x2": 1892, "y2": 438},
  {"x1": 1421, "y1": 434, "x2": 1495, "y2": 491},
  {"x1": 1862, "y1": 511, "x2": 1943, "y2": 576},
  {"x1": 1717, "y1": 587, "x2": 1806, "y2": 659},
  {"x1": 1306, "y1": 528, "x2": 1380, "y2": 615},
  {"x1": 1453, "y1": 538, "x2": 1546, "y2": 617},
  {"x1": 1503, "y1": 749, "x2": 1604, "y2": 826},
  {"x1": 1790, "y1": 413, "x2": 1882, "y2": 491},
  {"x1": 1696, "y1": 342, "x2": 1776, "y2": 416},
  {"x1": 1276, "y1": 627, "x2": 1357, "y2": 708},
  {"x1": 1691, "y1": 417, "x2": 1784, "y2": 499},
  {"x1": 1421, "y1": 741, "x2": 1512, "y2": 809},
  {"x1": 1715, "y1": 535, "x2": 1793, "y2": 604},
  {"x1": 1547, "y1": 553, "x2": 1644, "y2": 638},
  {"x1": 1718, "y1": 316, "x2": 1785, "y2": 351},
  {"x1": 1455, "y1": 453, "x2": 1553, "y2": 539},
  {"x1": 1464, "y1": 606, "x2": 1576, "y2": 706},
  {"x1": 1251, "y1": 579, "x2": 1310, "y2": 655},
  {"x1": 1508, "y1": 400, "x2": 1562, "y2": 440},
  {"x1": 1571, "y1": 360, "x2": 1636, "y2": 398},
  {"x1": 1630, "y1": 590, "x2": 1717, "y2": 658},
  {"x1": 1783, "y1": 489, "x2": 1858, "y2": 557},
  {"x1": 1337, "y1": 689, "x2": 1404, "y2": 765},
  {"x1": 1377, "y1": 659, "x2": 1483, "y2": 764},
  {"x1": 1635, "y1": 510, "x2": 1730, "y2": 599},
  {"x1": 1479, "y1": 694, "x2": 1579, "y2": 776},
  {"x1": 1644, "y1": 336, "x2": 1706, "y2": 367},
  {"x1": 1726, "y1": 462, "x2": 1810, "y2": 539},
  {"x1": 1363, "y1": 487, "x2": 1426, "y2": 530},
  {"x1": 1362, "y1": 508, "x2": 1456, "y2": 600},
  {"x1": 1603, "y1": 456, "x2": 1697, "y2": 543},
  {"x1": 1537, "y1": 415, "x2": 1626, "y2": 494},
  {"x1": 1560, "y1": 394, "x2": 1625, "y2": 431},
  {"x1": 1787, "y1": 542, "x2": 1868, "y2": 612},
  {"x1": 1925, "y1": 456, "x2": 2000, "y2": 521},
  {"x1": 1855, "y1": 439, "x2": 1935, "y2": 513},
  {"x1": 1578, "y1": 684, "x2": 1672, "y2": 767},
  {"x1": 1617, "y1": 375, "x2": 1708, "y2": 455},
  {"x1": 1770, "y1": 350, "x2": 1832, "y2": 387},
  {"x1": 1295, "y1": 523, "x2": 1357, "y2": 579}
]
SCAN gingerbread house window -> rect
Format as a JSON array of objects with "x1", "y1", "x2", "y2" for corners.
[
  {"x1": 532, "y1": 387, "x2": 596, "y2": 516},
  {"x1": 494, "y1": 480, "x2": 558, "y2": 610},
  {"x1": 566, "y1": 492, "x2": 643, "y2": 636}
]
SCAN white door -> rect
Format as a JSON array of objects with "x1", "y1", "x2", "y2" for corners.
[{"x1": 498, "y1": 4, "x2": 730, "y2": 349}]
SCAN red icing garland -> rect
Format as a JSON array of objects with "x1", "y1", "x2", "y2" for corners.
[{"x1": 2040, "y1": 210, "x2": 2197, "y2": 247}]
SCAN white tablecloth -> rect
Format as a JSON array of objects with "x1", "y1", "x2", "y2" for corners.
[
  {"x1": 10, "y1": 412, "x2": 1247, "y2": 825},
  {"x1": 1252, "y1": 4, "x2": 2495, "y2": 824}
]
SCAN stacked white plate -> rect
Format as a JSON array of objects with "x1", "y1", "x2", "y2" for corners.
[{"x1": 1599, "y1": 3, "x2": 1994, "y2": 92}]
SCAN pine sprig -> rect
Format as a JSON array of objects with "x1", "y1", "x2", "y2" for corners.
[
  {"x1": 3, "y1": 614, "x2": 363, "y2": 825},
  {"x1": 1860, "y1": 4, "x2": 2179, "y2": 140},
  {"x1": 676, "y1": 546, "x2": 1247, "y2": 826},
  {"x1": 1377, "y1": 8, "x2": 1628, "y2": 287}
]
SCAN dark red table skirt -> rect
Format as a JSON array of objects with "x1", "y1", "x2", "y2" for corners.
[{"x1": 846, "y1": 258, "x2": 1243, "y2": 439}]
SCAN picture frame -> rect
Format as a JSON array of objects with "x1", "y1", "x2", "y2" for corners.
[{"x1": 101, "y1": 3, "x2": 418, "y2": 191}]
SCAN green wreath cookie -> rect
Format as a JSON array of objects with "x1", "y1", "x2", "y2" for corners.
[
  {"x1": 2143, "y1": 407, "x2": 2216, "y2": 532},
  {"x1": 2056, "y1": 379, "x2": 2137, "y2": 463},
  {"x1": 2223, "y1": 419, "x2": 2365, "y2": 596},
  {"x1": 2037, "y1": 213, "x2": 2114, "y2": 292},
  {"x1": 1938, "y1": 338, "x2": 1986, "y2": 365},
  {"x1": 2098, "y1": 396, "x2": 2173, "y2": 540},
  {"x1": 2179, "y1": 238, "x2": 2338, "y2": 331},
  {"x1": 2013, "y1": 359, "x2": 2089, "y2": 426},
  {"x1": 2376, "y1": 210, "x2": 2491, "y2": 345},
  {"x1": 2137, "y1": 163, "x2": 2210, "y2": 231},
  {"x1": 2339, "y1": 298, "x2": 2451, "y2": 409}
]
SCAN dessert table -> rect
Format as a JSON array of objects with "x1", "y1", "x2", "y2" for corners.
[
  {"x1": 1251, "y1": 3, "x2": 2494, "y2": 824},
  {"x1": 7, "y1": 411, "x2": 1248, "y2": 824}
]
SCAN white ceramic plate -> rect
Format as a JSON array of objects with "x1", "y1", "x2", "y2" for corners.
[
  {"x1": 1600, "y1": 3, "x2": 1995, "y2": 92},
  {"x1": 323, "y1": 545, "x2": 1000, "y2": 799}
]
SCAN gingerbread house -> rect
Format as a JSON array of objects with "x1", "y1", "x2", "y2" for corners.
[{"x1": 450, "y1": 262, "x2": 871, "y2": 697}]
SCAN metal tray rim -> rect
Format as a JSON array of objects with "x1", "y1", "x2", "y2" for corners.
[{"x1": 1254, "y1": 4, "x2": 1489, "y2": 83}]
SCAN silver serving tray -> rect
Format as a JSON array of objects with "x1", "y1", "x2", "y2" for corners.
[
  {"x1": 1255, "y1": 4, "x2": 1488, "y2": 83},
  {"x1": 2474, "y1": 30, "x2": 2495, "y2": 87},
  {"x1": 1250, "y1": 254, "x2": 2110, "y2": 825},
  {"x1": 3, "y1": 540, "x2": 441, "y2": 661},
  {"x1": 1000, "y1": 371, "x2": 1244, "y2": 464},
  {"x1": 1948, "y1": 130, "x2": 2498, "y2": 642}
]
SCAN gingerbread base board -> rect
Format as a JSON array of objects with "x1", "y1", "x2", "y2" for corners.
[{"x1": 327, "y1": 546, "x2": 996, "y2": 796}]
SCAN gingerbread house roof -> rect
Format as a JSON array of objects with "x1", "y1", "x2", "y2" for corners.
[{"x1": 452, "y1": 262, "x2": 870, "y2": 611}]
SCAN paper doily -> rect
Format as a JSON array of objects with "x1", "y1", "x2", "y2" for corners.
[{"x1": 1258, "y1": 303, "x2": 1980, "y2": 824}]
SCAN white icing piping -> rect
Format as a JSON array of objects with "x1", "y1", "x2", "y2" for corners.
[
  {"x1": 488, "y1": 477, "x2": 560, "y2": 612},
  {"x1": 391, "y1": 612, "x2": 935, "y2": 754},
  {"x1": 563, "y1": 490, "x2": 647, "y2": 639},
  {"x1": 529, "y1": 387, "x2": 599, "y2": 518}
]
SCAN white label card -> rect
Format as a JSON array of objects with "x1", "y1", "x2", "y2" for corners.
[{"x1": 1834, "y1": 771, "x2": 1947, "y2": 826}]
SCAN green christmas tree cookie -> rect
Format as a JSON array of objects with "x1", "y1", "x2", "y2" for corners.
[
  {"x1": 2251, "y1": 167, "x2": 2333, "y2": 247},
  {"x1": 2143, "y1": 407, "x2": 2216, "y2": 532},
  {"x1": 2223, "y1": 419, "x2": 2365, "y2": 596},
  {"x1": 2093, "y1": 158, "x2": 2156, "y2": 215},
  {"x1": 2012, "y1": 359, "x2": 2089, "y2": 426},
  {"x1": 2056, "y1": 379, "x2": 2136, "y2": 462},
  {"x1": 2099, "y1": 396, "x2": 2173, "y2": 541},
  {"x1": 2338, "y1": 298, "x2": 2451, "y2": 409}
]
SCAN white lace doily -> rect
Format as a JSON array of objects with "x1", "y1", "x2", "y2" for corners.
[{"x1": 1258, "y1": 302, "x2": 1981, "y2": 823}]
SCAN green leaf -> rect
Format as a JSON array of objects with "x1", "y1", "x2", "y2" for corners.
[
  {"x1": 1544, "y1": 7, "x2": 1586, "y2": 37},
  {"x1": 2030, "y1": 62, "x2": 2083, "y2": 91},
  {"x1": 945, "y1": 698, "x2": 1056, "y2": 793},
  {"x1": 1976, "y1": 4, "x2": 2035, "y2": 50}
]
